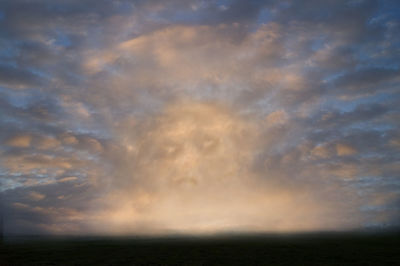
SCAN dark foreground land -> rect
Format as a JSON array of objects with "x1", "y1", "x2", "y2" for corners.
[{"x1": 1, "y1": 232, "x2": 399, "y2": 265}]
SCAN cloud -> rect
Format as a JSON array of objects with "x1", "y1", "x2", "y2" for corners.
[
  {"x1": 333, "y1": 67, "x2": 400, "y2": 95},
  {"x1": 0, "y1": 0, "x2": 399, "y2": 235},
  {"x1": 310, "y1": 144, "x2": 331, "y2": 159},
  {"x1": 5, "y1": 135, "x2": 32, "y2": 148},
  {"x1": 29, "y1": 191, "x2": 46, "y2": 201},
  {"x1": 0, "y1": 64, "x2": 45, "y2": 89},
  {"x1": 89, "y1": 100, "x2": 355, "y2": 234},
  {"x1": 336, "y1": 143, "x2": 357, "y2": 156},
  {"x1": 36, "y1": 136, "x2": 61, "y2": 150},
  {"x1": 265, "y1": 110, "x2": 288, "y2": 126},
  {"x1": 58, "y1": 176, "x2": 78, "y2": 183}
]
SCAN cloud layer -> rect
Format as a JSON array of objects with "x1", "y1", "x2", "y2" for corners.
[{"x1": 1, "y1": 0, "x2": 399, "y2": 235}]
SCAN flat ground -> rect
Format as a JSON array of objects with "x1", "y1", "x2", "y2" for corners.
[{"x1": 1, "y1": 232, "x2": 399, "y2": 265}]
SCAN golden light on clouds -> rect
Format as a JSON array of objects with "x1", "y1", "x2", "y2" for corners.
[
  {"x1": 87, "y1": 100, "x2": 347, "y2": 235},
  {"x1": 1, "y1": 0, "x2": 399, "y2": 236},
  {"x1": 6, "y1": 135, "x2": 32, "y2": 148}
]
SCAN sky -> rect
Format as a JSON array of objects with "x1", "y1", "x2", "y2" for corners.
[{"x1": 0, "y1": 0, "x2": 399, "y2": 236}]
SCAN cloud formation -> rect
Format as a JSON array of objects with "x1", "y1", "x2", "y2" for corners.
[{"x1": 0, "y1": 0, "x2": 399, "y2": 235}]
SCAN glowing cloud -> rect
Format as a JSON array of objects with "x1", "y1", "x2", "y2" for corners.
[
  {"x1": 88, "y1": 101, "x2": 355, "y2": 235},
  {"x1": 1, "y1": 0, "x2": 399, "y2": 236}
]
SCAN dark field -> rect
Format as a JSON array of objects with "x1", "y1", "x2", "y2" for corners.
[{"x1": 1, "y1": 232, "x2": 399, "y2": 265}]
